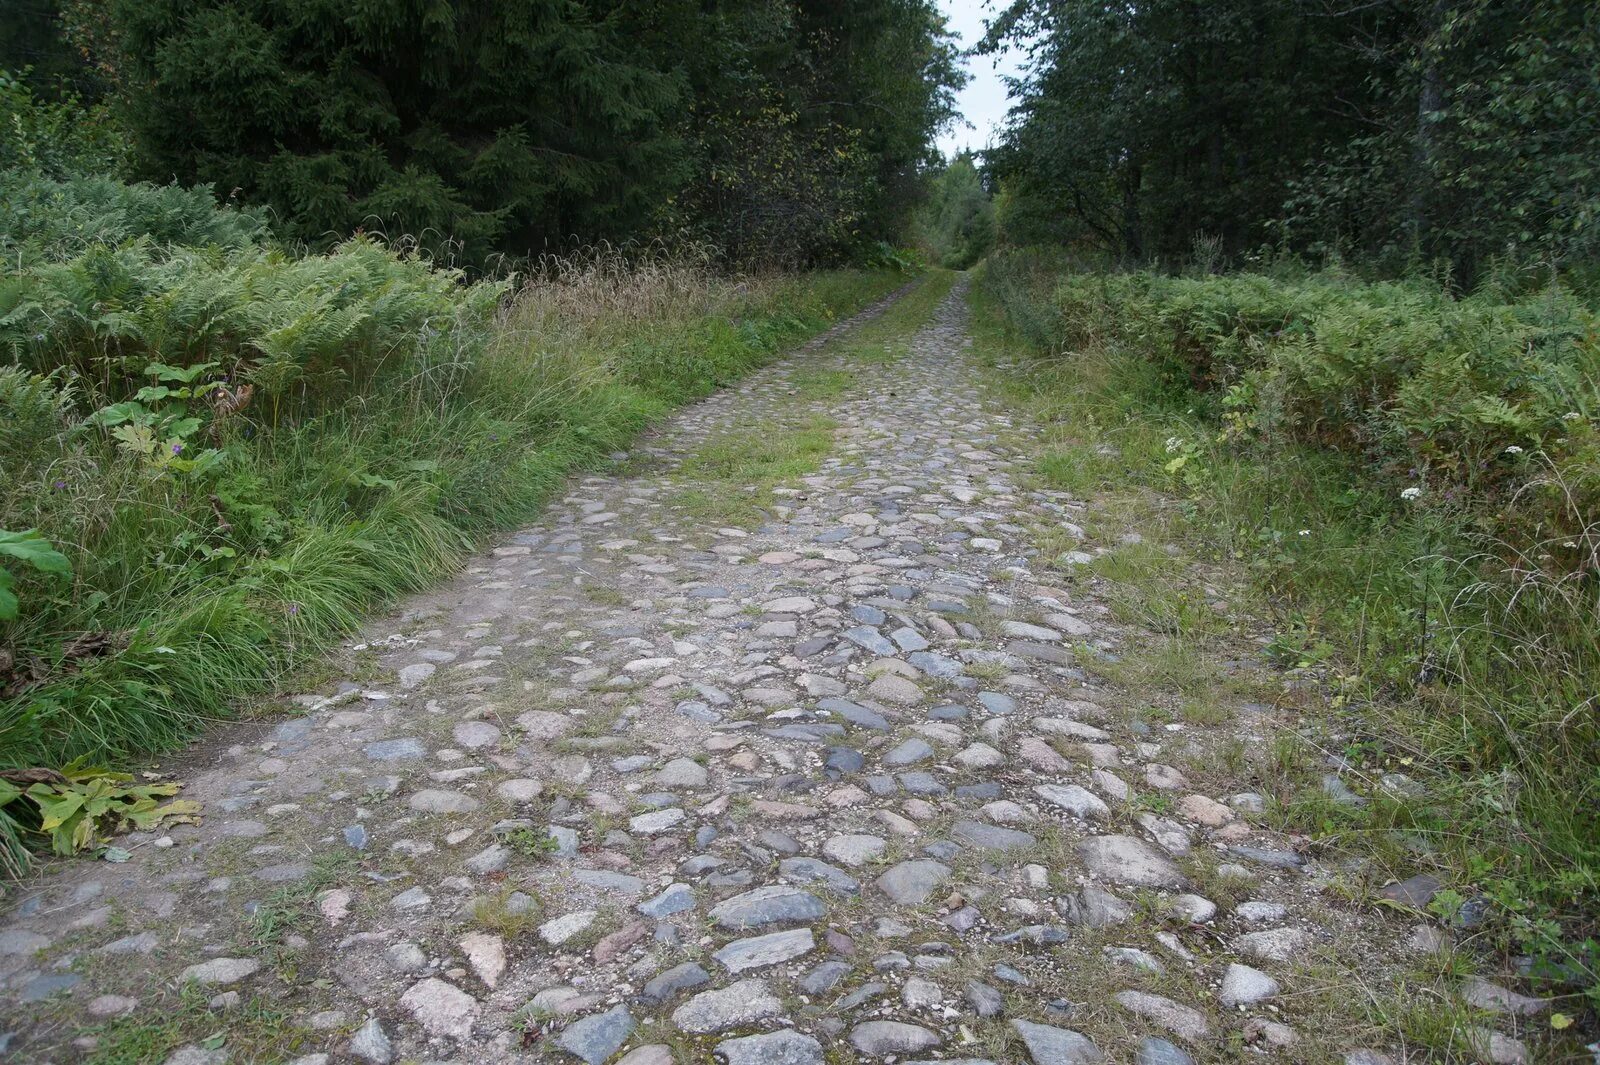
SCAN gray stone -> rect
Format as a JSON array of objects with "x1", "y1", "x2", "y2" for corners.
[
  {"x1": 1460, "y1": 977, "x2": 1549, "y2": 1017},
  {"x1": 965, "y1": 980, "x2": 1003, "y2": 1017},
  {"x1": 1236, "y1": 927, "x2": 1314, "y2": 963},
  {"x1": 875, "y1": 860, "x2": 951, "y2": 905},
  {"x1": 558, "y1": 1005, "x2": 634, "y2": 1064},
  {"x1": 654, "y1": 758, "x2": 710, "y2": 788},
  {"x1": 407, "y1": 789, "x2": 481, "y2": 814},
  {"x1": 951, "y1": 820, "x2": 1037, "y2": 851},
  {"x1": 1379, "y1": 874, "x2": 1441, "y2": 909},
  {"x1": 390, "y1": 886, "x2": 431, "y2": 911},
  {"x1": 823, "y1": 833, "x2": 887, "y2": 868},
  {"x1": 541, "y1": 910, "x2": 597, "y2": 945},
  {"x1": 819, "y1": 698, "x2": 889, "y2": 731},
  {"x1": 712, "y1": 928, "x2": 815, "y2": 972},
  {"x1": 638, "y1": 883, "x2": 695, "y2": 918},
  {"x1": 824, "y1": 746, "x2": 866, "y2": 774},
  {"x1": 365, "y1": 738, "x2": 424, "y2": 761},
  {"x1": 1219, "y1": 963, "x2": 1279, "y2": 1007},
  {"x1": 640, "y1": 961, "x2": 710, "y2": 1004},
  {"x1": 1136, "y1": 1037, "x2": 1194, "y2": 1065},
  {"x1": 977, "y1": 691, "x2": 1016, "y2": 715},
  {"x1": 1011, "y1": 1020, "x2": 1105, "y2": 1064},
  {"x1": 573, "y1": 869, "x2": 645, "y2": 895},
  {"x1": 1114, "y1": 991, "x2": 1209, "y2": 1042},
  {"x1": 1226, "y1": 845, "x2": 1305, "y2": 869},
  {"x1": 848, "y1": 1021, "x2": 941, "y2": 1056},
  {"x1": 349, "y1": 1017, "x2": 393, "y2": 1064},
  {"x1": 779, "y1": 857, "x2": 861, "y2": 895},
  {"x1": 179, "y1": 958, "x2": 261, "y2": 986},
  {"x1": 670, "y1": 978, "x2": 782, "y2": 1033},
  {"x1": 19, "y1": 973, "x2": 80, "y2": 1001},
  {"x1": 162, "y1": 1048, "x2": 227, "y2": 1065},
  {"x1": 385, "y1": 941, "x2": 427, "y2": 973},
  {"x1": 465, "y1": 843, "x2": 510, "y2": 874},
  {"x1": 1076, "y1": 835, "x2": 1186, "y2": 888},
  {"x1": 0, "y1": 930, "x2": 49, "y2": 955},
  {"x1": 453, "y1": 720, "x2": 501, "y2": 748},
  {"x1": 800, "y1": 960, "x2": 852, "y2": 994},
  {"x1": 98, "y1": 932, "x2": 159, "y2": 955},
  {"x1": 884, "y1": 738, "x2": 935, "y2": 766},
  {"x1": 898, "y1": 771, "x2": 946, "y2": 795},
  {"x1": 1033, "y1": 783, "x2": 1109, "y2": 821},
  {"x1": 616, "y1": 1048, "x2": 673, "y2": 1065},
  {"x1": 398, "y1": 663, "x2": 435, "y2": 688},
  {"x1": 717, "y1": 1030, "x2": 825, "y2": 1065},
  {"x1": 709, "y1": 885, "x2": 827, "y2": 929},
  {"x1": 399, "y1": 977, "x2": 479, "y2": 1039},
  {"x1": 844, "y1": 626, "x2": 898, "y2": 656},
  {"x1": 629, "y1": 808, "x2": 686, "y2": 834}
]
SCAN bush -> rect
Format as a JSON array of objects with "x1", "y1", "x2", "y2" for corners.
[
  {"x1": 0, "y1": 69, "x2": 124, "y2": 178},
  {"x1": 980, "y1": 250, "x2": 1600, "y2": 1006},
  {"x1": 0, "y1": 202, "x2": 898, "y2": 776},
  {"x1": 1046, "y1": 269, "x2": 1599, "y2": 503},
  {"x1": 0, "y1": 170, "x2": 269, "y2": 264}
]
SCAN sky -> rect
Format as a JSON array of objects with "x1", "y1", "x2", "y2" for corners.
[{"x1": 936, "y1": 0, "x2": 1028, "y2": 159}]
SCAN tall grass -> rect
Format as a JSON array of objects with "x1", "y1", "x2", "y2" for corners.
[
  {"x1": 0, "y1": 225, "x2": 901, "y2": 776},
  {"x1": 974, "y1": 250, "x2": 1599, "y2": 1011}
]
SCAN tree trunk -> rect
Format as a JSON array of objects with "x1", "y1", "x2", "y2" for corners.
[{"x1": 1410, "y1": 0, "x2": 1447, "y2": 251}]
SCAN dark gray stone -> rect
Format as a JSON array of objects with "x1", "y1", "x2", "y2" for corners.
[
  {"x1": 709, "y1": 886, "x2": 826, "y2": 930},
  {"x1": 558, "y1": 1005, "x2": 633, "y2": 1065}
]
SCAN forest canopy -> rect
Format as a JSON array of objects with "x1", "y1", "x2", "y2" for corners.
[
  {"x1": 983, "y1": 0, "x2": 1600, "y2": 280},
  {"x1": 29, "y1": 0, "x2": 964, "y2": 265}
]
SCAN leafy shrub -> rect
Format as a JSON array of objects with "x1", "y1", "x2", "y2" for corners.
[
  {"x1": 0, "y1": 170, "x2": 269, "y2": 265},
  {"x1": 0, "y1": 206, "x2": 898, "y2": 783},
  {"x1": 0, "y1": 69, "x2": 124, "y2": 178},
  {"x1": 1, "y1": 235, "x2": 503, "y2": 418},
  {"x1": 1048, "y1": 269, "x2": 1600, "y2": 501},
  {"x1": 980, "y1": 249, "x2": 1600, "y2": 1009}
]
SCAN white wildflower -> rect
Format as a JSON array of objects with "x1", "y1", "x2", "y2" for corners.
[
  {"x1": 1164, "y1": 437, "x2": 1184, "y2": 454},
  {"x1": 1298, "y1": 529, "x2": 1311, "y2": 536},
  {"x1": 1562, "y1": 412, "x2": 1582, "y2": 421},
  {"x1": 1400, "y1": 486, "x2": 1422, "y2": 501},
  {"x1": 1503, "y1": 445, "x2": 1524, "y2": 454}
]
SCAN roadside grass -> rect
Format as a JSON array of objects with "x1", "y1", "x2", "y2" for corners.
[
  {"x1": 81, "y1": 984, "x2": 312, "y2": 1065},
  {"x1": 665, "y1": 271, "x2": 956, "y2": 529},
  {"x1": 0, "y1": 244, "x2": 903, "y2": 789},
  {"x1": 968, "y1": 259, "x2": 1600, "y2": 1042},
  {"x1": 668, "y1": 413, "x2": 838, "y2": 529},
  {"x1": 829, "y1": 267, "x2": 956, "y2": 366}
]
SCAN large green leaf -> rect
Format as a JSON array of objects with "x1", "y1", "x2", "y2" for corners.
[{"x1": 0, "y1": 529, "x2": 71, "y2": 575}]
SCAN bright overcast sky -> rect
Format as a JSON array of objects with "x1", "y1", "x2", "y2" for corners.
[{"x1": 937, "y1": 0, "x2": 1028, "y2": 159}]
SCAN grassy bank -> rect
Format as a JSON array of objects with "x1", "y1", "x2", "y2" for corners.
[
  {"x1": 971, "y1": 250, "x2": 1599, "y2": 1022},
  {"x1": 0, "y1": 172, "x2": 903, "y2": 796}
]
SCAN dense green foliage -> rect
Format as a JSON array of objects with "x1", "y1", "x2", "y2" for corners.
[
  {"x1": 980, "y1": 248, "x2": 1599, "y2": 1010},
  {"x1": 0, "y1": 169, "x2": 900, "y2": 778},
  {"x1": 75, "y1": 0, "x2": 960, "y2": 265},
  {"x1": 984, "y1": 0, "x2": 1600, "y2": 278},
  {"x1": 0, "y1": 69, "x2": 121, "y2": 178},
  {"x1": 1, "y1": 170, "x2": 268, "y2": 264},
  {"x1": 913, "y1": 154, "x2": 994, "y2": 268}
]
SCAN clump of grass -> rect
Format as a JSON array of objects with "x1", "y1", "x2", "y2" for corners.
[
  {"x1": 970, "y1": 252, "x2": 1600, "y2": 1031},
  {"x1": 0, "y1": 200, "x2": 905, "y2": 870},
  {"x1": 470, "y1": 887, "x2": 544, "y2": 938}
]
